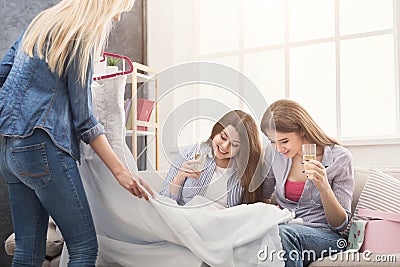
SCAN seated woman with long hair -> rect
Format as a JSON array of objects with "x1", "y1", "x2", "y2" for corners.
[
  {"x1": 260, "y1": 99, "x2": 354, "y2": 267},
  {"x1": 160, "y1": 110, "x2": 264, "y2": 207}
]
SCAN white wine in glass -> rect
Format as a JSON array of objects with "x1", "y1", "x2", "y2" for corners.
[
  {"x1": 194, "y1": 153, "x2": 206, "y2": 171},
  {"x1": 303, "y1": 154, "x2": 316, "y2": 161},
  {"x1": 302, "y1": 144, "x2": 318, "y2": 204},
  {"x1": 302, "y1": 144, "x2": 316, "y2": 170}
]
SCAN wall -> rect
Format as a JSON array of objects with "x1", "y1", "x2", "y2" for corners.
[
  {"x1": 108, "y1": 0, "x2": 145, "y2": 63},
  {"x1": 0, "y1": 0, "x2": 59, "y2": 54},
  {"x1": 147, "y1": 0, "x2": 196, "y2": 171},
  {"x1": 0, "y1": 1, "x2": 145, "y2": 62},
  {"x1": 347, "y1": 144, "x2": 400, "y2": 169}
]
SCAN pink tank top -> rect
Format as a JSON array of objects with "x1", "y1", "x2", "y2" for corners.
[{"x1": 285, "y1": 180, "x2": 306, "y2": 202}]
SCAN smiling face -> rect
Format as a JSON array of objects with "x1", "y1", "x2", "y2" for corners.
[
  {"x1": 212, "y1": 125, "x2": 241, "y2": 162},
  {"x1": 266, "y1": 130, "x2": 305, "y2": 159}
]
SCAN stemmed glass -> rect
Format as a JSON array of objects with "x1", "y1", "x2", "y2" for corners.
[
  {"x1": 193, "y1": 142, "x2": 207, "y2": 172},
  {"x1": 302, "y1": 144, "x2": 317, "y2": 204},
  {"x1": 302, "y1": 144, "x2": 316, "y2": 162}
]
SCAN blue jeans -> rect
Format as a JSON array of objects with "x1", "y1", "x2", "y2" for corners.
[
  {"x1": 0, "y1": 129, "x2": 98, "y2": 266},
  {"x1": 279, "y1": 224, "x2": 344, "y2": 267}
]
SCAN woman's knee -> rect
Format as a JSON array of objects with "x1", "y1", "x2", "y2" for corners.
[
  {"x1": 279, "y1": 224, "x2": 299, "y2": 244},
  {"x1": 69, "y1": 232, "x2": 98, "y2": 253},
  {"x1": 66, "y1": 231, "x2": 98, "y2": 260}
]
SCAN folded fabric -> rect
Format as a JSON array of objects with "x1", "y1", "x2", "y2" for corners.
[
  {"x1": 347, "y1": 219, "x2": 368, "y2": 252},
  {"x1": 60, "y1": 150, "x2": 294, "y2": 267}
]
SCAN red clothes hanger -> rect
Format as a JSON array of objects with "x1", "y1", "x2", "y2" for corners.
[{"x1": 93, "y1": 52, "x2": 134, "y2": 81}]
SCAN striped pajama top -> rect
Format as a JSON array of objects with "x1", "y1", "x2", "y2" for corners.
[
  {"x1": 262, "y1": 142, "x2": 355, "y2": 233},
  {"x1": 159, "y1": 142, "x2": 244, "y2": 207}
]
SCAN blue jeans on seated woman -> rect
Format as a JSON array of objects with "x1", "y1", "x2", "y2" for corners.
[
  {"x1": 279, "y1": 223, "x2": 345, "y2": 267},
  {"x1": 0, "y1": 129, "x2": 98, "y2": 266}
]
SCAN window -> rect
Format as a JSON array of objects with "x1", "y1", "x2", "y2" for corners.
[{"x1": 195, "y1": 0, "x2": 399, "y2": 143}]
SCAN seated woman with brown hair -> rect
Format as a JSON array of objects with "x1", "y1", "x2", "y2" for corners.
[
  {"x1": 160, "y1": 109, "x2": 264, "y2": 207},
  {"x1": 260, "y1": 99, "x2": 354, "y2": 267}
]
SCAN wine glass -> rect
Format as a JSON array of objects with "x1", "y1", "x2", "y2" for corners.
[
  {"x1": 302, "y1": 144, "x2": 317, "y2": 204},
  {"x1": 302, "y1": 144, "x2": 316, "y2": 163},
  {"x1": 193, "y1": 142, "x2": 207, "y2": 171}
]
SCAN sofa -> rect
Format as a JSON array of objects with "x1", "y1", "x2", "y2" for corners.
[{"x1": 4, "y1": 168, "x2": 400, "y2": 267}]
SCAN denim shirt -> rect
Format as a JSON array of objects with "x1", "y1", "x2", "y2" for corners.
[
  {"x1": 262, "y1": 142, "x2": 354, "y2": 233},
  {"x1": 0, "y1": 32, "x2": 105, "y2": 161},
  {"x1": 159, "y1": 142, "x2": 244, "y2": 207}
]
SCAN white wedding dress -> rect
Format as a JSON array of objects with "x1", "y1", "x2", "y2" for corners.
[{"x1": 60, "y1": 75, "x2": 292, "y2": 267}]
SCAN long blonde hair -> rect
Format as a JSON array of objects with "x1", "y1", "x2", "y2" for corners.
[
  {"x1": 261, "y1": 99, "x2": 340, "y2": 146},
  {"x1": 22, "y1": 0, "x2": 135, "y2": 85},
  {"x1": 209, "y1": 110, "x2": 263, "y2": 204}
]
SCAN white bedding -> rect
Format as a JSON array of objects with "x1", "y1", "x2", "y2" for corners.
[{"x1": 60, "y1": 75, "x2": 292, "y2": 267}]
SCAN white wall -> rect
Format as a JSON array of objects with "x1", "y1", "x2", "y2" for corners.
[
  {"x1": 347, "y1": 144, "x2": 400, "y2": 169},
  {"x1": 147, "y1": 0, "x2": 196, "y2": 171},
  {"x1": 147, "y1": 0, "x2": 195, "y2": 70},
  {"x1": 147, "y1": 0, "x2": 400, "y2": 172}
]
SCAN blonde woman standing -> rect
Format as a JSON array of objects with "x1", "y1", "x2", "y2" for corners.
[{"x1": 0, "y1": 0, "x2": 152, "y2": 266}]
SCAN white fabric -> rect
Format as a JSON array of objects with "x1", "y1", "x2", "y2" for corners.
[
  {"x1": 204, "y1": 165, "x2": 230, "y2": 207},
  {"x1": 60, "y1": 75, "x2": 293, "y2": 267}
]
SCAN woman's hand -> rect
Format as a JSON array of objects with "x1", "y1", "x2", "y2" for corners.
[
  {"x1": 304, "y1": 159, "x2": 348, "y2": 227},
  {"x1": 304, "y1": 159, "x2": 330, "y2": 193},
  {"x1": 168, "y1": 160, "x2": 203, "y2": 196},
  {"x1": 175, "y1": 160, "x2": 202, "y2": 181},
  {"x1": 114, "y1": 168, "x2": 154, "y2": 201},
  {"x1": 89, "y1": 134, "x2": 154, "y2": 201}
]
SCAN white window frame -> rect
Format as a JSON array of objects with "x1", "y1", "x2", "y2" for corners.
[{"x1": 193, "y1": 0, "x2": 400, "y2": 146}]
